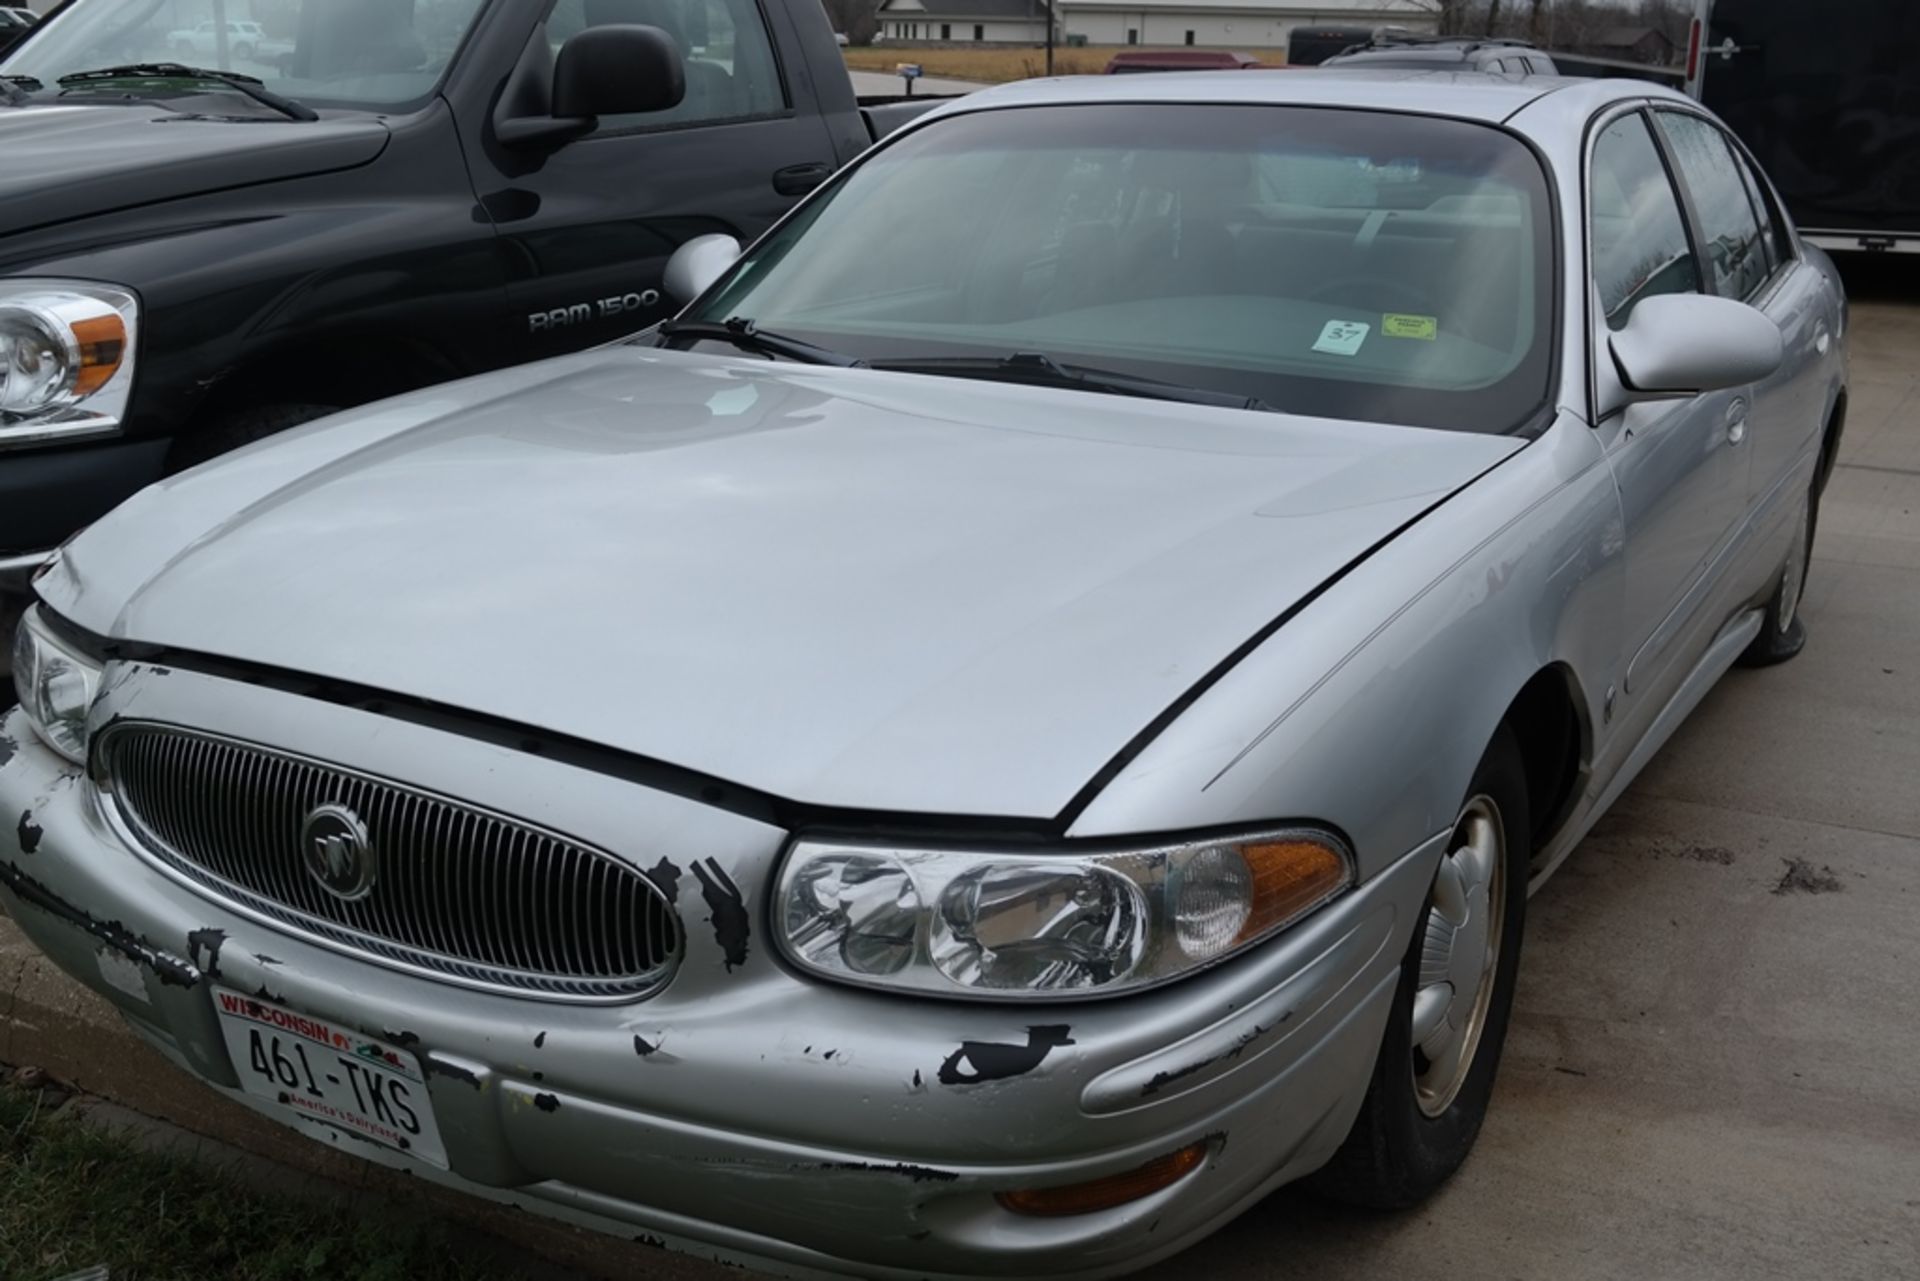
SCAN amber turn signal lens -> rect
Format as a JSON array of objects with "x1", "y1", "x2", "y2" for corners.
[
  {"x1": 70, "y1": 312, "x2": 128, "y2": 397},
  {"x1": 1236, "y1": 837, "x2": 1350, "y2": 944},
  {"x1": 995, "y1": 1141, "x2": 1210, "y2": 1218}
]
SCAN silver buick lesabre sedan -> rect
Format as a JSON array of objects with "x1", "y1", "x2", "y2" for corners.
[{"x1": 2, "y1": 70, "x2": 1845, "y2": 1278}]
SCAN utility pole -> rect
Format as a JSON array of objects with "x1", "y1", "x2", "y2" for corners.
[
  {"x1": 1044, "y1": 0, "x2": 1055, "y2": 76},
  {"x1": 211, "y1": 0, "x2": 231, "y2": 69}
]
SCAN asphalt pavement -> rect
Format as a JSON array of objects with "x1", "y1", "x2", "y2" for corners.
[{"x1": 2, "y1": 265, "x2": 1915, "y2": 1280}]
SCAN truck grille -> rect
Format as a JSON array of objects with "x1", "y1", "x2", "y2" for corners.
[{"x1": 96, "y1": 723, "x2": 680, "y2": 1001}]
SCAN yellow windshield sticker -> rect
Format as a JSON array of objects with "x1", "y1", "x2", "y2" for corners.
[{"x1": 1383, "y1": 314, "x2": 1439, "y2": 341}]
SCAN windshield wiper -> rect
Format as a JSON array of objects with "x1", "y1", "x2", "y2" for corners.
[
  {"x1": 56, "y1": 63, "x2": 318, "y2": 122},
  {"x1": 867, "y1": 352, "x2": 1273, "y2": 412},
  {"x1": 655, "y1": 317, "x2": 865, "y2": 368},
  {"x1": 0, "y1": 74, "x2": 40, "y2": 105}
]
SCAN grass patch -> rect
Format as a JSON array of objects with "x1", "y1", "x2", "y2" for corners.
[
  {"x1": 842, "y1": 44, "x2": 1287, "y2": 85},
  {"x1": 0, "y1": 1081, "x2": 516, "y2": 1281}
]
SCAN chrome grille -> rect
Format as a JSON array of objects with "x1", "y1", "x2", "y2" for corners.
[{"x1": 97, "y1": 723, "x2": 680, "y2": 1001}]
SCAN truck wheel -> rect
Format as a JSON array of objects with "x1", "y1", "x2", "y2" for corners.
[
  {"x1": 167, "y1": 403, "x2": 337, "y2": 473},
  {"x1": 1737, "y1": 480, "x2": 1815, "y2": 668},
  {"x1": 1308, "y1": 725, "x2": 1529, "y2": 1209}
]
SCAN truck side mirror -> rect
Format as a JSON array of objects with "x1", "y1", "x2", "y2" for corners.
[{"x1": 553, "y1": 24, "x2": 686, "y2": 119}]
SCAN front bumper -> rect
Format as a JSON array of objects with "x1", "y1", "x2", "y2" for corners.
[
  {"x1": 0, "y1": 668, "x2": 1440, "y2": 1279},
  {"x1": 0, "y1": 435, "x2": 170, "y2": 560}
]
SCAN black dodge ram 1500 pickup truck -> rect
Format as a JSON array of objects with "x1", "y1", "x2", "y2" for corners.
[{"x1": 0, "y1": 0, "x2": 938, "y2": 660}]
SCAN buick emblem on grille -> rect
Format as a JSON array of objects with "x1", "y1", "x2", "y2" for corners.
[{"x1": 301, "y1": 804, "x2": 376, "y2": 901}]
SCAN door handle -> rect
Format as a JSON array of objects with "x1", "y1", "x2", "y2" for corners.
[
  {"x1": 1725, "y1": 397, "x2": 1748, "y2": 445},
  {"x1": 772, "y1": 163, "x2": 832, "y2": 197}
]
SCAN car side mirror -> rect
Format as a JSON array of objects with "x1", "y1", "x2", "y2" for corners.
[
  {"x1": 664, "y1": 234, "x2": 741, "y2": 304},
  {"x1": 553, "y1": 24, "x2": 686, "y2": 119},
  {"x1": 1606, "y1": 294, "x2": 1785, "y2": 409}
]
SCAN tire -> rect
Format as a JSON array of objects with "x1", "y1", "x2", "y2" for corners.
[
  {"x1": 166, "y1": 403, "x2": 337, "y2": 473},
  {"x1": 1736, "y1": 477, "x2": 1815, "y2": 668},
  {"x1": 1309, "y1": 724, "x2": 1530, "y2": 1209}
]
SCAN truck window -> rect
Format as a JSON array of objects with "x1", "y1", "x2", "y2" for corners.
[
  {"x1": 1590, "y1": 112, "x2": 1700, "y2": 331},
  {"x1": 1656, "y1": 111, "x2": 1770, "y2": 302},
  {"x1": 547, "y1": 0, "x2": 783, "y2": 129}
]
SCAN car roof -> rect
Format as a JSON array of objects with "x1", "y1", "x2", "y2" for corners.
[{"x1": 933, "y1": 67, "x2": 1675, "y2": 127}]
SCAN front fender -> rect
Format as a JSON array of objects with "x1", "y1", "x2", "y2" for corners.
[
  {"x1": 1069, "y1": 413, "x2": 1624, "y2": 882},
  {"x1": 0, "y1": 102, "x2": 502, "y2": 441}
]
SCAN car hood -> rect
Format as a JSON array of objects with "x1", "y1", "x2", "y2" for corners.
[
  {"x1": 0, "y1": 102, "x2": 387, "y2": 237},
  {"x1": 45, "y1": 347, "x2": 1523, "y2": 819}
]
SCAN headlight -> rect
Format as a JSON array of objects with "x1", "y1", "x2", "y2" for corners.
[
  {"x1": 776, "y1": 828, "x2": 1353, "y2": 999},
  {"x1": 0, "y1": 281, "x2": 140, "y2": 449},
  {"x1": 11, "y1": 606, "x2": 104, "y2": 765}
]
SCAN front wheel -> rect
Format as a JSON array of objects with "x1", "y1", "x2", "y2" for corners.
[{"x1": 1309, "y1": 725, "x2": 1529, "y2": 1209}]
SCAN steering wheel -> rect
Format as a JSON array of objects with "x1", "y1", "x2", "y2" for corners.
[{"x1": 1305, "y1": 276, "x2": 1439, "y2": 317}]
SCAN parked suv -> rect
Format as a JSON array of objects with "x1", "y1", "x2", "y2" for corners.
[
  {"x1": 1322, "y1": 33, "x2": 1559, "y2": 76},
  {"x1": 165, "y1": 20, "x2": 289, "y2": 66},
  {"x1": 0, "y1": 0, "x2": 942, "y2": 669}
]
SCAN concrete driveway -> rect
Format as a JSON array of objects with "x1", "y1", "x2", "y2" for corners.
[{"x1": 2, "y1": 268, "x2": 1915, "y2": 1280}]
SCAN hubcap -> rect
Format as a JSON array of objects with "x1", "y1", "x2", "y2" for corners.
[
  {"x1": 1779, "y1": 499, "x2": 1810, "y2": 633},
  {"x1": 1410, "y1": 796, "x2": 1506, "y2": 1118}
]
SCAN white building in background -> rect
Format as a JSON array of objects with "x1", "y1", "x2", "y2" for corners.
[{"x1": 875, "y1": 0, "x2": 1440, "y2": 48}]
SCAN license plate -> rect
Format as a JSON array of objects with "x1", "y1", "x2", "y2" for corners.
[{"x1": 213, "y1": 987, "x2": 448, "y2": 1168}]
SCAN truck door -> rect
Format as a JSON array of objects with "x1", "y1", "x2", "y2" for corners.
[{"x1": 472, "y1": 0, "x2": 843, "y2": 360}]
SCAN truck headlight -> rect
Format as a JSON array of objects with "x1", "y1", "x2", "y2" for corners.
[
  {"x1": 11, "y1": 606, "x2": 104, "y2": 766},
  {"x1": 776, "y1": 828, "x2": 1352, "y2": 999},
  {"x1": 0, "y1": 282, "x2": 139, "y2": 449}
]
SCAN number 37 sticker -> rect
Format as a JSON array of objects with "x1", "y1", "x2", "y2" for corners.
[{"x1": 1313, "y1": 320, "x2": 1372, "y2": 356}]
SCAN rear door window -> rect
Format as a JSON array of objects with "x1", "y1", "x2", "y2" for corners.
[
  {"x1": 1589, "y1": 112, "x2": 1701, "y2": 330},
  {"x1": 1657, "y1": 110, "x2": 1770, "y2": 301},
  {"x1": 1729, "y1": 138, "x2": 1794, "y2": 273}
]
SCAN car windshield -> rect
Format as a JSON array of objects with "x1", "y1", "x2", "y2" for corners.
[
  {"x1": 0, "y1": 0, "x2": 490, "y2": 110},
  {"x1": 689, "y1": 104, "x2": 1556, "y2": 434}
]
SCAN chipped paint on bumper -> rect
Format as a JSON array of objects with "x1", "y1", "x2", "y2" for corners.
[{"x1": 1, "y1": 687, "x2": 1440, "y2": 1280}]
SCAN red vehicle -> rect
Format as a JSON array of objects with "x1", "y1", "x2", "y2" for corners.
[{"x1": 1101, "y1": 50, "x2": 1272, "y2": 74}]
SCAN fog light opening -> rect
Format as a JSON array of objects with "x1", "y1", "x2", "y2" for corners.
[{"x1": 995, "y1": 1140, "x2": 1210, "y2": 1217}]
